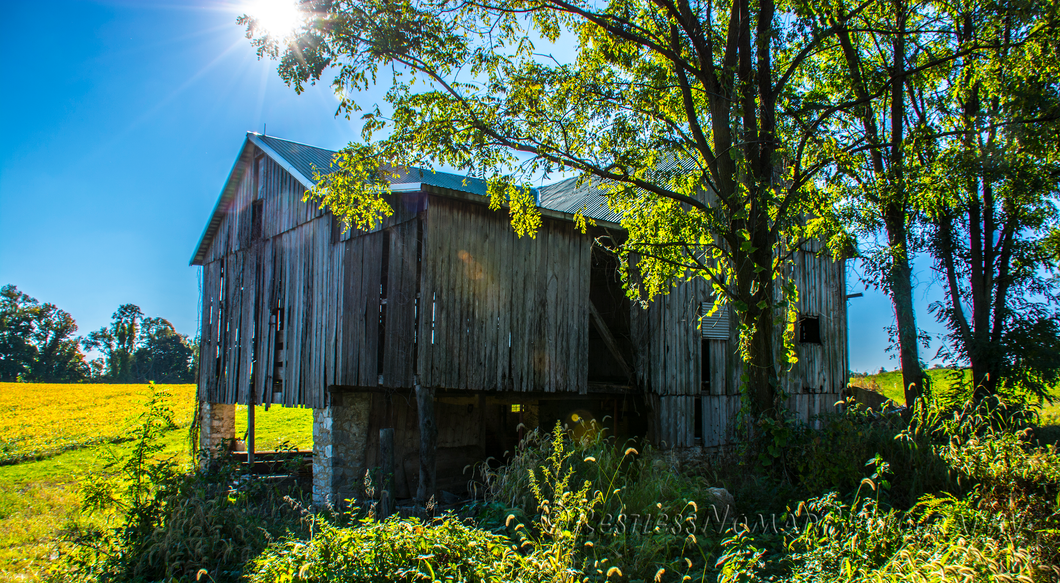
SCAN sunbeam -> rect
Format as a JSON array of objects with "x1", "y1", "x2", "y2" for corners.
[{"x1": 242, "y1": 0, "x2": 304, "y2": 38}]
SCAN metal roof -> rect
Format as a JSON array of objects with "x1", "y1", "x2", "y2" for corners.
[
  {"x1": 387, "y1": 166, "x2": 491, "y2": 196},
  {"x1": 538, "y1": 175, "x2": 623, "y2": 223},
  {"x1": 254, "y1": 133, "x2": 500, "y2": 197},
  {"x1": 254, "y1": 134, "x2": 339, "y2": 187}
]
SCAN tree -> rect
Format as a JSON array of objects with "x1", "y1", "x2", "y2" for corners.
[
  {"x1": 0, "y1": 285, "x2": 88, "y2": 382},
  {"x1": 133, "y1": 318, "x2": 195, "y2": 384},
  {"x1": 243, "y1": 0, "x2": 876, "y2": 417},
  {"x1": 800, "y1": 0, "x2": 1060, "y2": 406},
  {"x1": 920, "y1": 0, "x2": 1060, "y2": 399},
  {"x1": 0, "y1": 285, "x2": 36, "y2": 381},
  {"x1": 84, "y1": 304, "x2": 144, "y2": 382},
  {"x1": 807, "y1": 0, "x2": 940, "y2": 406},
  {"x1": 84, "y1": 306, "x2": 196, "y2": 383}
]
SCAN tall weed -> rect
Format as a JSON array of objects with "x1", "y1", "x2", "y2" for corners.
[{"x1": 52, "y1": 383, "x2": 310, "y2": 583}]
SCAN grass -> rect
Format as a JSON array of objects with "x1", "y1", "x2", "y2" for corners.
[
  {"x1": 852, "y1": 368, "x2": 972, "y2": 404},
  {"x1": 0, "y1": 406, "x2": 193, "y2": 583},
  {"x1": 853, "y1": 368, "x2": 1060, "y2": 444},
  {"x1": 233, "y1": 404, "x2": 314, "y2": 450},
  {"x1": 0, "y1": 383, "x2": 313, "y2": 583}
]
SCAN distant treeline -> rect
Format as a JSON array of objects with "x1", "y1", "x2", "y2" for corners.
[{"x1": 0, "y1": 284, "x2": 197, "y2": 383}]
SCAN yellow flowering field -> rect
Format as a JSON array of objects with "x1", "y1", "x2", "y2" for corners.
[
  {"x1": 0, "y1": 383, "x2": 313, "y2": 582},
  {"x1": 0, "y1": 383, "x2": 197, "y2": 465}
]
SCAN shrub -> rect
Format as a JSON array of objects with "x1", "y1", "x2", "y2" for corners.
[
  {"x1": 52, "y1": 384, "x2": 310, "y2": 583},
  {"x1": 785, "y1": 442, "x2": 1060, "y2": 582},
  {"x1": 248, "y1": 516, "x2": 532, "y2": 583},
  {"x1": 473, "y1": 422, "x2": 733, "y2": 582}
]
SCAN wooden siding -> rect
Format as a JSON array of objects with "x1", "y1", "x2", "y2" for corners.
[
  {"x1": 779, "y1": 249, "x2": 848, "y2": 427},
  {"x1": 636, "y1": 246, "x2": 847, "y2": 448},
  {"x1": 633, "y1": 277, "x2": 709, "y2": 397},
  {"x1": 417, "y1": 197, "x2": 591, "y2": 393},
  {"x1": 780, "y1": 249, "x2": 848, "y2": 396},
  {"x1": 199, "y1": 147, "x2": 595, "y2": 408},
  {"x1": 199, "y1": 147, "x2": 431, "y2": 408},
  {"x1": 196, "y1": 143, "x2": 847, "y2": 449}
]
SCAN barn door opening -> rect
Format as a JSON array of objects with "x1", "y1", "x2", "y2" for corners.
[{"x1": 586, "y1": 247, "x2": 633, "y2": 384}]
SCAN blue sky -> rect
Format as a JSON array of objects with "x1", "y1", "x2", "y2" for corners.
[{"x1": 0, "y1": 0, "x2": 947, "y2": 373}]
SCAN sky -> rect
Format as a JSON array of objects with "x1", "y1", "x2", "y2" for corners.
[{"x1": 0, "y1": 0, "x2": 949, "y2": 374}]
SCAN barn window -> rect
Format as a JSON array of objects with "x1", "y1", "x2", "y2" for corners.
[
  {"x1": 700, "y1": 300, "x2": 729, "y2": 339},
  {"x1": 799, "y1": 316, "x2": 821, "y2": 344}
]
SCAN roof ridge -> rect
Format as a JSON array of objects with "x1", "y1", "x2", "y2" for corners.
[{"x1": 250, "y1": 132, "x2": 339, "y2": 154}]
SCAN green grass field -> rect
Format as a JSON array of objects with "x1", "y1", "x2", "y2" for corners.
[
  {"x1": 0, "y1": 383, "x2": 313, "y2": 583},
  {"x1": 849, "y1": 368, "x2": 1060, "y2": 435}
]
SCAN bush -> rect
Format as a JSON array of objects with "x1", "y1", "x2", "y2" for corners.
[
  {"x1": 784, "y1": 403, "x2": 954, "y2": 509},
  {"x1": 248, "y1": 516, "x2": 532, "y2": 583},
  {"x1": 472, "y1": 423, "x2": 735, "y2": 582},
  {"x1": 784, "y1": 437, "x2": 1060, "y2": 582},
  {"x1": 52, "y1": 384, "x2": 311, "y2": 583},
  {"x1": 50, "y1": 385, "x2": 1060, "y2": 583}
]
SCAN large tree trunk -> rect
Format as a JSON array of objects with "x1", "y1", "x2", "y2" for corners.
[
  {"x1": 743, "y1": 302, "x2": 778, "y2": 417},
  {"x1": 884, "y1": 212, "x2": 926, "y2": 405},
  {"x1": 733, "y1": 0, "x2": 782, "y2": 419},
  {"x1": 885, "y1": 0, "x2": 926, "y2": 407}
]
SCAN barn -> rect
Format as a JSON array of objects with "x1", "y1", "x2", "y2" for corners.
[{"x1": 191, "y1": 132, "x2": 849, "y2": 506}]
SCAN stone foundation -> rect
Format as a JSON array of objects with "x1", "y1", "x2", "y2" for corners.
[
  {"x1": 199, "y1": 402, "x2": 235, "y2": 459},
  {"x1": 312, "y1": 393, "x2": 371, "y2": 508}
]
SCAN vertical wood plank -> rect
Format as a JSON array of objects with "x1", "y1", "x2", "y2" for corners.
[
  {"x1": 430, "y1": 202, "x2": 450, "y2": 389},
  {"x1": 496, "y1": 211, "x2": 512, "y2": 391}
]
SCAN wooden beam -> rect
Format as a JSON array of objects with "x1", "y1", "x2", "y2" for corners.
[
  {"x1": 247, "y1": 390, "x2": 255, "y2": 467},
  {"x1": 588, "y1": 300, "x2": 633, "y2": 381},
  {"x1": 327, "y1": 383, "x2": 637, "y2": 398},
  {"x1": 379, "y1": 428, "x2": 395, "y2": 519}
]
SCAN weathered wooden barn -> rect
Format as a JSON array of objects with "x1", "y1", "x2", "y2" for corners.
[{"x1": 192, "y1": 133, "x2": 849, "y2": 505}]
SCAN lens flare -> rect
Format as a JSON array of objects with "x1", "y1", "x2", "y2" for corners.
[{"x1": 246, "y1": 0, "x2": 303, "y2": 38}]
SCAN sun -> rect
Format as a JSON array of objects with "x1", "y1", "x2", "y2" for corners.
[{"x1": 245, "y1": 0, "x2": 304, "y2": 38}]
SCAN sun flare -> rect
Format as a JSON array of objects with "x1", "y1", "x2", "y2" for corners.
[{"x1": 246, "y1": 0, "x2": 303, "y2": 37}]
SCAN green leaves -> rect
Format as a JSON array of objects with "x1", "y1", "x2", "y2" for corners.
[
  {"x1": 309, "y1": 145, "x2": 395, "y2": 234},
  {"x1": 244, "y1": 0, "x2": 884, "y2": 415}
]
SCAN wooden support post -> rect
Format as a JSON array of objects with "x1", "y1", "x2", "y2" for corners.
[
  {"x1": 379, "y1": 428, "x2": 395, "y2": 519},
  {"x1": 415, "y1": 383, "x2": 437, "y2": 505},
  {"x1": 247, "y1": 390, "x2": 255, "y2": 469}
]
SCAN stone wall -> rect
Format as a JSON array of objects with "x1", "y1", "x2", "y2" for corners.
[
  {"x1": 199, "y1": 401, "x2": 235, "y2": 458},
  {"x1": 312, "y1": 392, "x2": 371, "y2": 507}
]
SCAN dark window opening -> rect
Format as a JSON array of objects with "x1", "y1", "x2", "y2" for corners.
[
  {"x1": 251, "y1": 199, "x2": 264, "y2": 241},
  {"x1": 586, "y1": 247, "x2": 634, "y2": 383},
  {"x1": 271, "y1": 306, "x2": 284, "y2": 397},
  {"x1": 799, "y1": 316, "x2": 821, "y2": 344},
  {"x1": 700, "y1": 338, "x2": 711, "y2": 391}
]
